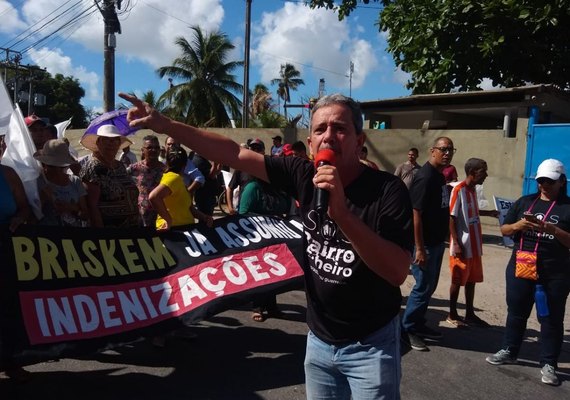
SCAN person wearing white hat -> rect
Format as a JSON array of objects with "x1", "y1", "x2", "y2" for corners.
[
  {"x1": 486, "y1": 158, "x2": 570, "y2": 386},
  {"x1": 34, "y1": 139, "x2": 88, "y2": 227},
  {"x1": 78, "y1": 124, "x2": 140, "y2": 228}
]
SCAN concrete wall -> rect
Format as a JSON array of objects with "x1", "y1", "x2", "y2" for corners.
[{"x1": 67, "y1": 125, "x2": 528, "y2": 207}]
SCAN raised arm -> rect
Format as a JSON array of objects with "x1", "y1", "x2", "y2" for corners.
[{"x1": 119, "y1": 93, "x2": 268, "y2": 182}]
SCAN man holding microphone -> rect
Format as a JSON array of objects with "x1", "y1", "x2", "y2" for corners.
[{"x1": 120, "y1": 92, "x2": 413, "y2": 399}]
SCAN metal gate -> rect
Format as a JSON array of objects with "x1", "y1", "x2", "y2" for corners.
[{"x1": 523, "y1": 123, "x2": 570, "y2": 195}]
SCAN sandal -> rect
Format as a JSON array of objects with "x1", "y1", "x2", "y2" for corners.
[
  {"x1": 446, "y1": 316, "x2": 468, "y2": 328},
  {"x1": 252, "y1": 311, "x2": 266, "y2": 322}
]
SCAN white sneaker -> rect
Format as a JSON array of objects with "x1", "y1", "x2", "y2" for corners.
[{"x1": 541, "y1": 364, "x2": 559, "y2": 386}]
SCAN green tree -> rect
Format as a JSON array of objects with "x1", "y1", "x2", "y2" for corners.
[
  {"x1": 17, "y1": 71, "x2": 88, "y2": 127},
  {"x1": 309, "y1": 0, "x2": 375, "y2": 20},
  {"x1": 157, "y1": 26, "x2": 243, "y2": 127},
  {"x1": 139, "y1": 90, "x2": 159, "y2": 108},
  {"x1": 309, "y1": 0, "x2": 570, "y2": 93},
  {"x1": 271, "y1": 63, "x2": 304, "y2": 117}
]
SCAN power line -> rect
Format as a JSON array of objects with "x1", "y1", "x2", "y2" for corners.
[
  {"x1": 257, "y1": 50, "x2": 349, "y2": 78},
  {"x1": 0, "y1": 0, "x2": 26, "y2": 19},
  {"x1": 19, "y1": 4, "x2": 99, "y2": 55},
  {"x1": 2, "y1": 0, "x2": 82, "y2": 49},
  {"x1": 21, "y1": 7, "x2": 99, "y2": 64},
  {"x1": 141, "y1": 0, "x2": 193, "y2": 26}
]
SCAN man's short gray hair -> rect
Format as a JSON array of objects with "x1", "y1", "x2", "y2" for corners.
[{"x1": 310, "y1": 94, "x2": 363, "y2": 135}]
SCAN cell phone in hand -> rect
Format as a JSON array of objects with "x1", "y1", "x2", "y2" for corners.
[{"x1": 523, "y1": 212, "x2": 539, "y2": 223}]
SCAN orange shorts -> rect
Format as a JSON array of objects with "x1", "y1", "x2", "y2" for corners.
[{"x1": 450, "y1": 254, "x2": 483, "y2": 286}]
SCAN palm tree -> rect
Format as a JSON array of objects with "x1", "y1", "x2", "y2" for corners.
[
  {"x1": 270, "y1": 63, "x2": 305, "y2": 117},
  {"x1": 124, "y1": 90, "x2": 159, "y2": 108},
  {"x1": 249, "y1": 110, "x2": 287, "y2": 128},
  {"x1": 157, "y1": 26, "x2": 243, "y2": 127},
  {"x1": 250, "y1": 83, "x2": 272, "y2": 118}
]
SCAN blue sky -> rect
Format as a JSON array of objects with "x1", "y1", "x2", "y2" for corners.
[{"x1": 0, "y1": 0, "x2": 412, "y2": 114}]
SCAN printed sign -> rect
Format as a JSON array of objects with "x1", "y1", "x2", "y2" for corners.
[
  {"x1": 493, "y1": 196, "x2": 515, "y2": 247},
  {"x1": 0, "y1": 215, "x2": 305, "y2": 367}
]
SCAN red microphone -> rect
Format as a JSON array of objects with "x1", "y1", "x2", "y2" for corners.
[{"x1": 314, "y1": 149, "x2": 336, "y2": 214}]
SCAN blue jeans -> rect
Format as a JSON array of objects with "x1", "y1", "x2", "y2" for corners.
[
  {"x1": 503, "y1": 262, "x2": 570, "y2": 367},
  {"x1": 304, "y1": 316, "x2": 401, "y2": 400},
  {"x1": 401, "y1": 243, "x2": 445, "y2": 332}
]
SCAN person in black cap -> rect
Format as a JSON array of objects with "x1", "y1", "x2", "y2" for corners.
[{"x1": 271, "y1": 135, "x2": 283, "y2": 156}]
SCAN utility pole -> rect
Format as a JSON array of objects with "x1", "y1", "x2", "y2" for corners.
[
  {"x1": 97, "y1": 0, "x2": 122, "y2": 112},
  {"x1": 349, "y1": 61, "x2": 354, "y2": 98},
  {"x1": 168, "y1": 77, "x2": 173, "y2": 105},
  {"x1": 318, "y1": 78, "x2": 325, "y2": 98},
  {"x1": 242, "y1": 0, "x2": 252, "y2": 128}
]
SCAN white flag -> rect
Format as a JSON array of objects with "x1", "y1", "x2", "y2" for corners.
[
  {"x1": 55, "y1": 118, "x2": 72, "y2": 139},
  {"x1": 1, "y1": 104, "x2": 43, "y2": 219},
  {"x1": 0, "y1": 80, "x2": 13, "y2": 135}
]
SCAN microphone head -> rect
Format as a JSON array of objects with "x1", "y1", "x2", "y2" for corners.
[{"x1": 314, "y1": 149, "x2": 336, "y2": 167}]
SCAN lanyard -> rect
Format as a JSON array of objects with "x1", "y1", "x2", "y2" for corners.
[{"x1": 519, "y1": 197, "x2": 557, "y2": 252}]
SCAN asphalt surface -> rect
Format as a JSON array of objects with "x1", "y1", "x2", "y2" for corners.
[{"x1": 1, "y1": 228, "x2": 569, "y2": 399}]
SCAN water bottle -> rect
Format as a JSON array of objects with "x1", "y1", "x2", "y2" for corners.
[{"x1": 535, "y1": 284, "x2": 549, "y2": 317}]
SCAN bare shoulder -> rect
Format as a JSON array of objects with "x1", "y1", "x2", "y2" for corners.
[{"x1": 1, "y1": 164, "x2": 22, "y2": 185}]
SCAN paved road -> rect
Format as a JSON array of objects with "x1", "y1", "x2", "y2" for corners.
[{"x1": 2, "y1": 231, "x2": 569, "y2": 399}]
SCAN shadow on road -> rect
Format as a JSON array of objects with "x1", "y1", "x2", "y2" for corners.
[{"x1": 1, "y1": 301, "x2": 309, "y2": 400}]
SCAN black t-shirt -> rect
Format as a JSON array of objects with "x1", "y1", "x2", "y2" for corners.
[
  {"x1": 193, "y1": 153, "x2": 221, "y2": 196},
  {"x1": 504, "y1": 194, "x2": 570, "y2": 280},
  {"x1": 228, "y1": 170, "x2": 252, "y2": 191},
  {"x1": 409, "y1": 162, "x2": 450, "y2": 245},
  {"x1": 265, "y1": 156, "x2": 413, "y2": 344}
]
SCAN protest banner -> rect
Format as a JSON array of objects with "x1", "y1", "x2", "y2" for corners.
[
  {"x1": 493, "y1": 195, "x2": 514, "y2": 247},
  {"x1": 0, "y1": 215, "x2": 305, "y2": 368}
]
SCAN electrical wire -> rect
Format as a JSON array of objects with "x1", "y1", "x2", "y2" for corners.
[
  {"x1": 19, "y1": 3, "x2": 99, "y2": 55},
  {"x1": 0, "y1": 0, "x2": 26, "y2": 19},
  {"x1": 20, "y1": 6, "x2": 99, "y2": 63},
  {"x1": 1, "y1": 0, "x2": 82, "y2": 49}
]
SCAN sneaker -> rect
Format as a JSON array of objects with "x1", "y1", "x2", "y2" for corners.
[
  {"x1": 407, "y1": 332, "x2": 428, "y2": 351},
  {"x1": 413, "y1": 325, "x2": 443, "y2": 340},
  {"x1": 541, "y1": 364, "x2": 559, "y2": 386},
  {"x1": 485, "y1": 349, "x2": 517, "y2": 365}
]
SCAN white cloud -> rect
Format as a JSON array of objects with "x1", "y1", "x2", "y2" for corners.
[
  {"x1": 393, "y1": 66, "x2": 411, "y2": 86},
  {"x1": 13, "y1": 0, "x2": 225, "y2": 105},
  {"x1": 252, "y1": 3, "x2": 379, "y2": 94},
  {"x1": 0, "y1": 0, "x2": 26, "y2": 33},
  {"x1": 17, "y1": 0, "x2": 224, "y2": 66},
  {"x1": 71, "y1": 0, "x2": 226, "y2": 68},
  {"x1": 27, "y1": 47, "x2": 100, "y2": 101}
]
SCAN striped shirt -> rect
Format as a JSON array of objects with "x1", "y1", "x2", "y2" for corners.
[{"x1": 449, "y1": 181, "x2": 483, "y2": 259}]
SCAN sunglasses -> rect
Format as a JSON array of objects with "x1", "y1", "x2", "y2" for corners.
[
  {"x1": 537, "y1": 177, "x2": 556, "y2": 185},
  {"x1": 433, "y1": 146, "x2": 456, "y2": 154}
]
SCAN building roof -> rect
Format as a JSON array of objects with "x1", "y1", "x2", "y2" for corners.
[{"x1": 360, "y1": 84, "x2": 570, "y2": 110}]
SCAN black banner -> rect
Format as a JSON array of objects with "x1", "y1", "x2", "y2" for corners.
[{"x1": 0, "y1": 215, "x2": 305, "y2": 368}]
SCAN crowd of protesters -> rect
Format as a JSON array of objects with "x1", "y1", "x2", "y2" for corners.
[{"x1": 0, "y1": 96, "x2": 568, "y2": 394}]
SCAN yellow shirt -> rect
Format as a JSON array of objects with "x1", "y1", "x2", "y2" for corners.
[{"x1": 155, "y1": 171, "x2": 194, "y2": 228}]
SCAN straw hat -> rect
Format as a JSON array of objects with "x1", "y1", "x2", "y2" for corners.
[
  {"x1": 79, "y1": 124, "x2": 132, "y2": 153},
  {"x1": 34, "y1": 139, "x2": 77, "y2": 167}
]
